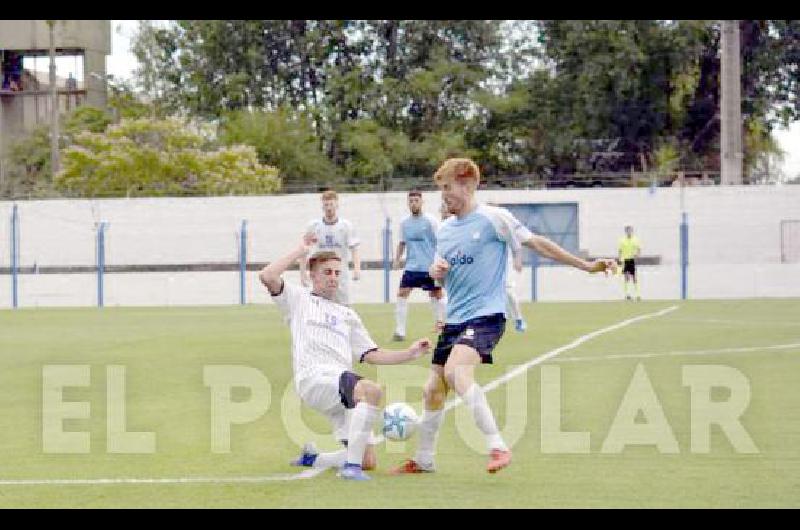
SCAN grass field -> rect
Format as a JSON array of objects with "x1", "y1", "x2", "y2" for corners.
[{"x1": 0, "y1": 299, "x2": 798, "y2": 508}]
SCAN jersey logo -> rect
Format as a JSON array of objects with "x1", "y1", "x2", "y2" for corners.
[
  {"x1": 325, "y1": 235, "x2": 335, "y2": 246},
  {"x1": 449, "y1": 251, "x2": 475, "y2": 266}
]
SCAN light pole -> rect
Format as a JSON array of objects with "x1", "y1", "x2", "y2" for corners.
[{"x1": 47, "y1": 20, "x2": 60, "y2": 175}]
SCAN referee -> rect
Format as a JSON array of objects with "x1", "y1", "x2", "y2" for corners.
[{"x1": 618, "y1": 225, "x2": 642, "y2": 300}]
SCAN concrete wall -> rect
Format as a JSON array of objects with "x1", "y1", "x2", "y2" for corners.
[{"x1": 1, "y1": 185, "x2": 799, "y2": 307}]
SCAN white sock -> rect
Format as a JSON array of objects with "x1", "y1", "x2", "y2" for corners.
[
  {"x1": 314, "y1": 449, "x2": 347, "y2": 469},
  {"x1": 395, "y1": 297, "x2": 408, "y2": 336},
  {"x1": 414, "y1": 408, "x2": 444, "y2": 466},
  {"x1": 506, "y1": 287, "x2": 521, "y2": 321},
  {"x1": 462, "y1": 383, "x2": 507, "y2": 451},
  {"x1": 346, "y1": 403, "x2": 380, "y2": 467}
]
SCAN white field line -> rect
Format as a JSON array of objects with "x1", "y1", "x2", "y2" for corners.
[
  {"x1": 550, "y1": 342, "x2": 800, "y2": 364},
  {"x1": 0, "y1": 305, "x2": 678, "y2": 486}
]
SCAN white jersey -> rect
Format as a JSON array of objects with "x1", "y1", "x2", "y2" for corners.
[
  {"x1": 306, "y1": 217, "x2": 360, "y2": 265},
  {"x1": 271, "y1": 280, "x2": 378, "y2": 392}
]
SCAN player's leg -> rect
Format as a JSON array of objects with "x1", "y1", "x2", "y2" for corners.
[
  {"x1": 394, "y1": 281, "x2": 412, "y2": 340},
  {"x1": 443, "y1": 318, "x2": 511, "y2": 473},
  {"x1": 505, "y1": 282, "x2": 527, "y2": 332},
  {"x1": 390, "y1": 366, "x2": 448, "y2": 474},
  {"x1": 292, "y1": 376, "x2": 349, "y2": 469},
  {"x1": 339, "y1": 373, "x2": 382, "y2": 480},
  {"x1": 632, "y1": 263, "x2": 641, "y2": 300},
  {"x1": 427, "y1": 282, "x2": 446, "y2": 331}
]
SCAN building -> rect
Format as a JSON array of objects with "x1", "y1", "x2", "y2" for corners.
[{"x1": 0, "y1": 20, "x2": 111, "y2": 177}]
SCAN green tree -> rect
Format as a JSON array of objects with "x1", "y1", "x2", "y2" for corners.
[{"x1": 56, "y1": 118, "x2": 280, "y2": 197}]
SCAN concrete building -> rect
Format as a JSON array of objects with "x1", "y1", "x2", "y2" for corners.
[{"x1": 0, "y1": 20, "x2": 111, "y2": 175}]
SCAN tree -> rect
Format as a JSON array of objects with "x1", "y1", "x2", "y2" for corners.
[{"x1": 56, "y1": 118, "x2": 280, "y2": 197}]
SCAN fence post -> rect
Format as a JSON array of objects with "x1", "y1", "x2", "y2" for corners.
[
  {"x1": 530, "y1": 252, "x2": 539, "y2": 302},
  {"x1": 383, "y1": 217, "x2": 392, "y2": 303},
  {"x1": 96, "y1": 221, "x2": 107, "y2": 307},
  {"x1": 680, "y1": 212, "x2": 689, "y2": 300},
  {"x1": 239, "y1": 220, "x2": 248, "y2": 305},
  {"x1": 11, "y1": 204, "x2": 19, "y2": 308}
]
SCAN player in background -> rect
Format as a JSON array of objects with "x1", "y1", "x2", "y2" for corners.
[
  {"x1": 391, "y1": 158, "x2": 616, "y2": 475},
  {"x1": 487, "y1": 201, "x2": 527, "y2": 333},
  {"x1": 300, "y1": 190, "x2": 361, "y2": 305},
  {"x1": 260, "y1": 233, "x2": 431, "y2": 481},
  {"x1": 393, "y1": 190, "x2": 446, "y2": 341},
  {"x1": 618, "y1": 225, "x2": 642, "y2": 301}
]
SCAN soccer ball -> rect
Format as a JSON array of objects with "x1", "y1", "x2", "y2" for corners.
[{"x1": 382, "y1": 402, "x2": 420, "y2": 441}]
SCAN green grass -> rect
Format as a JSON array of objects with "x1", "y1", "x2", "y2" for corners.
[{"x1": 0, "y1": 300, "x2": 798, "y2": 507}]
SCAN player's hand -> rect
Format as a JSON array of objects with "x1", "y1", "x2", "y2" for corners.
[
  {"x1": 586, "y1": 259, "x2": 618, "y2": 275},
  {"x1": 408, "y1": 338, "x2": 432, "y2": 360},
  {"x1": 352, "y1": 269, "x2": 361, "y2": 281},
  {"x1": 299, "y1": 232, "x2": 317, "y2": 255},
  {"x1": 430, "y1": 257, "x2": 450, "y2": 280}
]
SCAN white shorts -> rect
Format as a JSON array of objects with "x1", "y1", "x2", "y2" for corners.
[{"x1": 297, "y1": 372, "x2": 379, "y2": 444}]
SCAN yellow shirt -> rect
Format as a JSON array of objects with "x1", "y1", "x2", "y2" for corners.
[{"x1": 618, "y1": 236, "x2": 641, "y2": 261}]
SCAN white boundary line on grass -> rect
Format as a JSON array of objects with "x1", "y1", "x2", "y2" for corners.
[
  {"x1": 0, "y1": 305, "x2": 678, "y2": 486},
  {"x1": 550, "y1": 341, "x2": 800, "y2": 364}
]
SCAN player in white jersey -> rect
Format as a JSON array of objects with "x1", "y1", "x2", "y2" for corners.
[
  {"x1": 391, "y1": 158, "x2": 616, "y2": 475},
  {"x1": 393, "y1": 190, "x2": 446, "y2": 341},
  {"x1": 300, "y1": 190, "x2": 361, "y2": 305},
  {"x1": 505, "y1": 245, "x2": 527, "y2": 332},
  {"x1": 260, "y1": 233, "x2": 431, "y2": 481}
]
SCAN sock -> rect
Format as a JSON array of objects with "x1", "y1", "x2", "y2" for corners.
[
  {"x1": 506, "y1": 287, "x2": 521, "y2": 322},
  {"x1": 436, "y1": 296, "x2": 447, "y2": 322},
  {"x1": 345, "y1": 403, "x2": 380, "y2": 467},
  {"x1": 313, "y1": 449, "x2": 347, "y2": 469},
  {"x1": 414, "y1": 408, "x2": 444, "y2": 466},
  {"x1": 462, "y1": 383, "x2": 507, "y2": 451},
  {"x1": 634, "y1": 281, "x2": 641, "y2": 298},
  {"x1": 395, "y1": 297, "x2": 408, "y2": 336},
  {"x1": 624, "y1": 280, "x2": 630, "y2": 297}
]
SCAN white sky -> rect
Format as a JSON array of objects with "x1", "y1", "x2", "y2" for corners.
[{"x1": 104, "y1": 20, "x2": 800, "y2": 180}]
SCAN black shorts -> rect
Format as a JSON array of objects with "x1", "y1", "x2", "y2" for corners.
[
  {"x1": 432, "y1": 313, "x2": 506, "y2": 366},
  {"x1": 623, "y1": 259, "x2": 636, "y2": 276},
  {"x1": 400, "y1": 270, "x2": 440, "y2": 291},
  {"x1": 338, "y1": 370, "x2": 363, "y2": 409}
]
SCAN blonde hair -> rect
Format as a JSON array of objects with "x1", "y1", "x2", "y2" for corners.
[
  {"x1": 433, "y1": 158, "x2": 481, "y2": 188},
  {"x1": 308, "y1": 251, "x2": 341, "y2": 271},
  {"x1": 321, "y1": 190, "x2": 338, "y2": 201}
]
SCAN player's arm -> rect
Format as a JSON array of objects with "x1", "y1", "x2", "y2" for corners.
[
  {"x1": 260, "y1": 233, "x2": 316, "y2": 294},
  {"x1": 298, "y1": 255, "x2": 311, "y2": 287},
  {"x1": 523, "y1": 234, "x2": 615, "y2": 274},
  {"x1": 360, "y1": 339, "x2": 432, "y2": 365},
  {"x1": 394, "y1": 241, "x2": 406, "y2": 270}
]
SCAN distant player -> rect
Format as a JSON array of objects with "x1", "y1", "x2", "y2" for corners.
[
  {"x1": 393, "y1": 190, "x2": 446, "y2": 341},
  {"x1": 487, "y1": 201, "x2": 527, "y2": 333},
  {"x1": 300, "y1": 190, "x2": 361, "y2": 305},
  {"x1": 505, "y1": 246, "x2": 527, "y2": 332},
  {"x1": 260, "y1": 233, "x2": 431, "y2": 481},
  {"x1": 391, "y1": 158, "x2": 616, "y2": 475},
  {"x1": 618, "y1": 225, "x2": 641, "y2": 301}
]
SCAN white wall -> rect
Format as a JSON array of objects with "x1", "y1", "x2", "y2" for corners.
[{"x1": 1, "y1": 185, "x2": 799, "y2": 308}]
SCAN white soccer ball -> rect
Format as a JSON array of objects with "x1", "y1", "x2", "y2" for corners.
[{"x1": 382, "y1": 402, "x2": 420, "y2": 441}]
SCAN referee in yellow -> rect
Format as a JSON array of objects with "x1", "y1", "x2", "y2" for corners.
[{"x1": 618, "y1": 225, "x2": 641, "y2": 300}]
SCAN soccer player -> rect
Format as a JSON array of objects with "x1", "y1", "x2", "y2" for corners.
[
  {"x1": 391, "y1": 158, "x2": 616, "y2": 475},
  {"x1": 393, "y1": 190, "x2": 446, "y2": 341},
  {"x1": 618, "y1": 225, "x2": 642, "y2": 301},
  {"x1": 260, "y1": 233, "x2": 431, "y2": 481},
  {"x1": 505, "y1": 246, "x2": 527, "y2": 332},
  {"x1": 300, "y1": 190, "x2": 361, "y2": 305}
]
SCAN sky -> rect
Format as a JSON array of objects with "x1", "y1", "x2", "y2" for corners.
[{"x1": 104, "y1": 20, "x2": 800, "y2": 181}]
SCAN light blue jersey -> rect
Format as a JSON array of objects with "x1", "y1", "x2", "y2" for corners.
[
  {"x1": 400, "y1": 213, "x2": 440, "y2": 273},
  {"x1": 436, "y1": 204, "x2": 533, "y2": 324}
]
